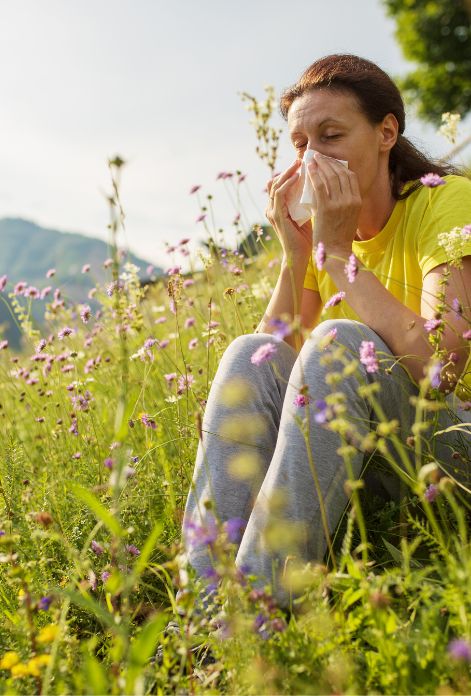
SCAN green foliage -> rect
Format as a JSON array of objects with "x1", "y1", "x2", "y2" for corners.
[{"x1": 382, "y1": 0, "x2": 471, "y2": 123}]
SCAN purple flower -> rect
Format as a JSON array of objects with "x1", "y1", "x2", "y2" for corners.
[
  {"x1": 164, "y1": 372, "x2": 177, "y2": 383},
  {"x1": 184, "y1": 514, "x2": 218, "y2": 550},
  {"x1": 424, "y1": 318, "x2": 442, "y2": 333},
  {"x1": 101, "y1": 571, "x2": 111, "y2": 583},
  {"x1": 250, "y1": 342, "x2": 277, "y2": 366},
  {"x1": 293, "y1": 393, "x2": 310, "y2": 407},
  {"x1": 428, "y1": 362, "x2": 442, "y2": 389},
  {"x1": 315, "y1": 242, "x2": 326, "y2": 271},
  {"x1": 143, "y1": 337, "x2": 157, "y2": 350},
  {"x1": 125, "y1": 544, "x2": 140, "y2": 557},
  {"x1": 37, "y1": 339, "x2": 47, "y2": 353},
  {"x1": 91, "y1": 540, "x2": 104, "y2": 556},
  {"x1": 58, "y1": 327, "x2": 74, "y2": 340},
  {"x1": 188, "y1": 338, "x2": 198, "y2": 350},
  {"x1": 344, "y1": 254, "x2": 358, "y2": 283},
  {"x1": 141, "y1": 414, "x2": 156, "y2": 430},
  {"x1": 314, "y1": 399, "x2": 329, "y2": 424},
  {"x1": 177, "y1": 374, "x2": 195, "y2": 394},
  {"x1": 38, "y1": 596, "x2": 52, "y2": 611},
  {"x1": 424, "y1": 484, "x2": 439, "y2": 502},
  {"x1": 167, "y1": 266, "x2": 181, "y2": 276},
  {"x1": 224, "y1": 517, "x2": 246, "y2": 544},
  {"x1": 46, "y1": 268, "x2": 56, "y2": 278},
  {"x1": 202, "y1": 566, "x2": 220, "y2": 592},
  {"x1": 184, "y1": 317, "x2": 196, "y2": 328},
  {"x1": 269, "y1": 318, "x2": 291, "y2": 341},
  {"x1": 104, "y1": 457, "x2": 113, "y2": 469},
  {"x1": 324, "y1": 291, "x2": 346, "y2": 309},
  {"x1": 420, "y1": 173, "x2": 446, "y2": 188},
  {"x1": 452, "y1": 298, "x2": 462, "y2": 318},
  {"x1": 359, "y1": 341, "x2": 379, "y2": 373},
  {"x1": 80, "y1": 305, "x2": 91, "y2": 324},
  {"x1": 448, "y1": 638, "x2": 471, "y2": 662},
  {"x1": 0, "y1": 275, "x2": 7, "y2": 291}
]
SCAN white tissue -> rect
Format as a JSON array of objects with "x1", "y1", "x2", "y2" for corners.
[{"x1": 286, "y1": 149, "x2": 348, "y2": 226}]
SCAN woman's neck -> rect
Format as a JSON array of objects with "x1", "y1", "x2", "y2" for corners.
[{"x1": 355, "y1": 177, "x2": 398, "y2": 242}]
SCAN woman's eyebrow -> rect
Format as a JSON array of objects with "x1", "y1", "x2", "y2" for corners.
[{"x1": 290, "y1": 118, "x2": 345, "y2": 141}]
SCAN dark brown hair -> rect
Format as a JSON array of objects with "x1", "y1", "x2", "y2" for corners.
[{"x1": 280, "y1": 54, "x2": 458, "y2": 199}]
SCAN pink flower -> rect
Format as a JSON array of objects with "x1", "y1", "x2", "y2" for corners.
[
  {"x1": 141, "y1": 414, "x2": 156, "y2": 429},
  {"x1": 13, "y1": 281, "x2": 27, "y2": 296},
  {"x1": 189, "y1": 185, "x2": 201, "y2": 194},
  {"x1": 344, "y1": 254, "x2": 358, "y2": 283},
  {"x1": 0, "y1": 340, "x2": 8, "y2": 350},
  {"x1": 324, "y1": 291, "x2": 346, "y2": 308},
  {"x1": 103, "y1": 258, "x2": 113, "y2": 268},
  {"x1": 185, "y1": 317, "x2": 196, "y2": 328},
  {"x1": 164, "y1": 372, "x2": 177, "y2": 383},
  {"x1": 125, "y1": 544, "x2": 140, "y2": 556},
  {"x1": 188, "y1": 338, "x2": 198, "y2": 350},
  {"x1": 58, "y1": 327, "x2": 74, "y2": 340},
  {"x1": 0, "y1": 275, "x2": 7, "y2": 291},
  {"x1": 40, "y1": 286, "x2": 52, "y2": 299},
  {"x1": 179, "y1": 238, "x2": 190, "y2": 246},
  {"x1": 424, "y1": 484, "x2": 439, "y2": 502},
  {"x1": 463, "y1": 329, "x2": 471, "y2": 340},
  {"x1": 420, "y1": 173, "x2": 446, "y2": 188},
  {"x1": 177, "y1": 374, "x2": 195, "y2": 394},
  {"x1": 424, "y1": 318, "x2": 442, "y2": 333},
  {"x1": 91, "y1": 540, "x2": 104, "y2": 555},
  {"x1": 167, "y1": 265, "x2": 181, "y2": 276},
  {"x1": 81, "y1": 264, "x2": 91, "y2": 273},
  {"x1": 293, "y1": 393, "x2": 310, "y2": 407},
  {"x1": 315, "y1": 242, "x2": 326, "y2": 271},
  {"x1": 196, "y1": 213, "x2": 206, "y2": 223},
  {"x1": 46, "y1": 268, "x2": 56, "y2": 278},
  {"x1": 250, "y1": 342, "x2": 277, "y2": 366},
  {"x1": 359, "y1": 341, "x2": 379, "y2": 373},
  {"x1": 80, "y1": 305, "x2": 91, "y2": 324},
  {"x1": 183, "y1": 279, "x2": 194, "y2": 288}
]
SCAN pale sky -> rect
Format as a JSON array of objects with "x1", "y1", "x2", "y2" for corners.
[{"x1": 0, "y1": 0, "x2": 467, "y2": 267}]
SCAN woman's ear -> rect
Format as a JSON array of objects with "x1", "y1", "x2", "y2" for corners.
[{"x1": 379, "y1": 113, "x2": 399, "y2": 153}]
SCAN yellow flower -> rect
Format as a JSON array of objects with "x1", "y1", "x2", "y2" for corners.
[
  {"x1": 37, "y1": 624, "x2": 59, "y2": 644},
  {"x1": 10, "y1": 663, "x2": 30, "y2": 678},
  {"x1": 0, "y1": 651, "x2": 20, "y2": 670},
  {"x1": 27, "y1": 654, "x2": 51, "y2": 677}
]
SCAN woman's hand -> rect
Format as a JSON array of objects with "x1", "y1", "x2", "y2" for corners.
[
  {"x1": 266, "y1": 159, "x2": 314, "y2": 263},
  {"x1": 307, "y1": 152, "x2": 362, "y2": 258}
]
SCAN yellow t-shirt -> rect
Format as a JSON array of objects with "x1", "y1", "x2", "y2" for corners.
[{"x1": 303, "y1": 174, "x2": 471, "y2": 400}]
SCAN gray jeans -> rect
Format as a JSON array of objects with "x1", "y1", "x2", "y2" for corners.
[{"x1": 183, "y1": 319, "x2": 470, "y2": 606}]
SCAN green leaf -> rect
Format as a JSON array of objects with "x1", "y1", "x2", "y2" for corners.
[
  {"x1": 131, "y1": 521, "x2": 163, "y2": 581},
  {"x1": 69, "y1": 483, "x2": 124, "y2": 538},
  {"x1": 84, "y1": 653, "x2": 109, "y2": 695}
]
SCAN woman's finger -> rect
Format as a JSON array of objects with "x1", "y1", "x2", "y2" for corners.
[
  {"x1": 313, "y1": 154, "x2": 344, "y2": 196},
  {"x1": 269, "y1": 159, "x2": 301, "y2": 198}
]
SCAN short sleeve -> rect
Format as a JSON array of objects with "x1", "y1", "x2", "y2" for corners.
[
  {"x1": 417, "y1": 175, "x2": 471, "y2": 278},
  {"x1": 303, "y1": 254, "x2": 319, "y2": 291}
]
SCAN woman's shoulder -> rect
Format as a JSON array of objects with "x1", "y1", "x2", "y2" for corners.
[{"x1": 402, "y1": 173, "x2": 471, "y2": 209}]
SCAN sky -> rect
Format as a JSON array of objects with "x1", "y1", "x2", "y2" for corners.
[{"x1": 0, "y1": 0, "x2": 468, "y2": 268}]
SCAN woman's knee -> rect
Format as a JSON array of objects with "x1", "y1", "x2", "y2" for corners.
[{"x1": 222, "y1": 333, "x2": 296, "y2": 367}]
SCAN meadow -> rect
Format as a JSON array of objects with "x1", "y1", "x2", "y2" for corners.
[{"x1": 0, "y1": 97, "x2": 470, "y2": 695}]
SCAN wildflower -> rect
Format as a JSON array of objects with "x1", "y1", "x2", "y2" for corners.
[
  {"x1": 420, "y1": 173, "x2": 446, "y2": 187},
  {"x1": 125, "y1": 544, "x2": 140, "y2": 556},
  {"x1": 202, "y1": 566, "x2": 220, "y2": 592},
  {"x1": 37, "y1": 624, "x2": 59, "y2": 644},
  {"x1": 164, "y1": 372, "x2": 177, "y2": 383},
  {"x1": 424, "y1": 318, "x2": 442, "y2": 333},
  {"x1": 439, "y1": 112, "x2": 461, "y2": 144},
  {"x1": 91, "y1": 540, "x2": 104, "y2": 556},
  {"x1": 315, "y1": 241, "x2": 326, "y2": 270},
  {"x1": 88, "y1": 288, "x2": 97, "y2": 299},
  {"x1": 81, "y1": 263, "x2": 90, "y2": 273},
  {"x1": 184, "y1": 514, "x2": 218, "y2": 549},
  {"x1": 424, "y1": 484, "x2": 439, "y2": 502},
  {"x1": 448, "y1": 638, "x2": 471, "y2": 662},
  {"x1": 72, "y1": 452, "x2": 81, "y2": 459},
  {"x1": 183, "y1": 278, "x2": 194, "y2": 288},
  {"x1": 167, "y1": 265, "x2": 181, "y2": 276},
  {"x1": 188, "y1": 338, "x2": 198, "y2": 350},
  {"x1": 0, "y1": 652, "x2": 20, "y2": 669},
  {"x1": 37, "y1": 338, "x2": 47, "y2": 352},
  {"x1": 271, "y1": 617, "x2": 286, "y2": 632},
  {"x1": 0, "y1": 340, "x2": 8, "y2": 350},
  {"x1": 225, "y1": 517, "x2": 246, "y2": 543},
  {"x1": 185, "y1": 317, "x2": 196, "y2": 328},
  {"x1": 452, "y1": 298, "x2": 462, "y2": 318},
  {"x1": 154, "y1": 316, "x2": 167, "y2": 325},
  {"x1": 0, "y1": 275, "x2": 7, "y2": 291},
  {"x1": 293, "y1": 393, "x2": 310, "y2": 407},
  {"x1": 104, "y1": 457, "x2": 113, "y2": 469},
  {"x1": 34, "y1": 511, "x2": 53, "y2": 527},
  {"x1": 69, "y1": 419, "x2": 78, "y2": 436},
  {"x1": 141, "y1": 413, "x2": 156, "y2": 429},
  {"x1": 269, "y1": 318, "x2": 291, "y2": 341},
  {"x1": 46, "y1": 268, "x2": 56, "y2": 278},
  {"x1": 428, "y1": 362, "x2": 442, "y2": 388},
  {"x1": 179, "y1": 238, "x2": 190, "y2": 246},
  {"x1": 158, "y1": 339, "x2": 170, "y2": 349},
  {"x1": 344, "y1": 254, "x2": 358, "y2": 283},
  {"x1": 40, "y1": 286, "x2": 52, "y2": 299},
  {"x1": 38, "y1": 596, "x2": 52, "y2": 611},
  {"x1": 80, "y1": 305, "x2": 91, "y2": 324},
  {"x1": 189, "y1": 184, "x2": 201, "y2": 194},
  {"x1": 35, "y1": 417, "x2": 45, "y2": 423},
  {"x1": 101, "y1": 571, "x2": 110, "y2": 583},
  {"x1": 143, "y1": 337, "x2": 157, "y2": 350},
  {"x1": 177, "y1": 374, "x2": 195, "y2": 393},
  {"x1": 208, "y1": 320, "x2": 220, "y2": 329},
  {"x1": 359, "y1": 341, "x2": 379, "y2": 373},
  {"x1": 238, "y1": 173, "x2": 246, "y2": 183},
  {"x1": 13, "y1": 281, "x2": 27, "y2": 295},
  {"x1": 463, "y1": 329, "x2": 471, "y2": 340},
  {"x1": 324, "y1": 291, "x2": 346, "y2": 308},
  {"x1": 103, "y1": 258, "x2": 113, "y2": 268},
  {"x1": 314, "y1": 399, "x2": 329, "y2": 424},
  {"x1": 250, "y1": 342, "x2": 277, "y2": 366},
  {"x1": 58, "y1": 326, "x2": 74, "y2": 340},
  {"x1": 438, "y1": 227, "x2": 470, "y2": 268}
]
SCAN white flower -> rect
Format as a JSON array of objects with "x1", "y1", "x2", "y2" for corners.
[{"x1": 438, "y1": 112, "x2": 461, "y2": 144}]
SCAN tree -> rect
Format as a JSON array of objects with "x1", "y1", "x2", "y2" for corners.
[{"x1": 382, "y1": 0, "x2": 471, "y2": 124}]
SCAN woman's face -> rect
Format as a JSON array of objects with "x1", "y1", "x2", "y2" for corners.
[{"x1": 287, "y1": 89, "x2": 396, "y2": 198}]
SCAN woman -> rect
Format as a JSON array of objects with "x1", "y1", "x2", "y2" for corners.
[{"x1": 182, "y1": 54, "x2": 471, "y2": 607}]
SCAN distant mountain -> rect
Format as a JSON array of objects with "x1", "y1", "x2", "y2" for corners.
[{"x1": 0, "y1": 217, "x2": 161, "y2": 348}]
